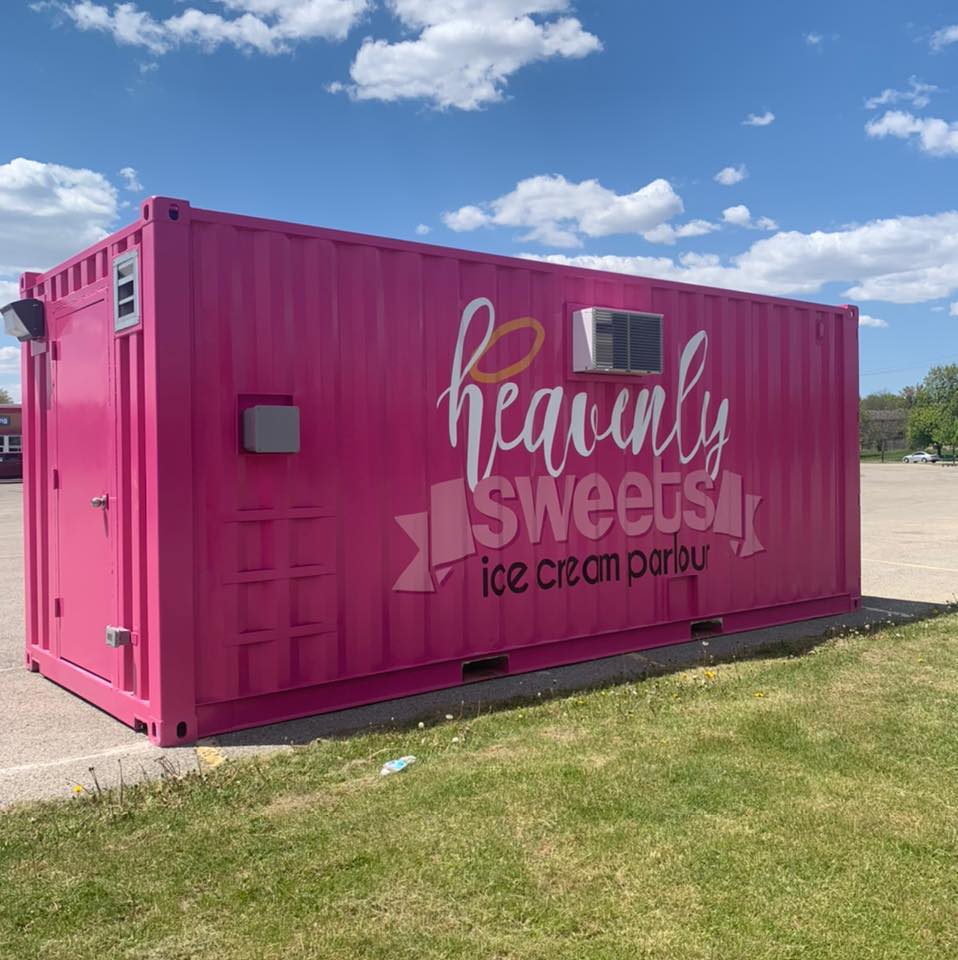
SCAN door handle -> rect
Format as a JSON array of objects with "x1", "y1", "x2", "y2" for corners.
[{"x1": 91, "y1": 494, "x2": 109, "y2": 509}]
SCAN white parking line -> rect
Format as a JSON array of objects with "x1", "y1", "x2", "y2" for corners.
[
  {"x1": 863, "y1": 606, "x2": 913, "y2": 618},
  {"x1": 862, "y1": 557, "x2": 958, "y2": 574},
  {"x1": 0, "y1": 742, "x2": 155, "y2": 777}
]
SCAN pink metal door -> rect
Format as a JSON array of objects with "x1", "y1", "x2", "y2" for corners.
[{"x1": 53, "y1": 294, "x2": 116, "y2": 681}]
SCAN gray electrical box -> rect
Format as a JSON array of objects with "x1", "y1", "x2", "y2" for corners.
[
  {"x1": 105, "y1": 626, "x2": 132, "y2": 648},
  {"x1": 243, "y1": 404, "x2": 301, "y2": 454}
]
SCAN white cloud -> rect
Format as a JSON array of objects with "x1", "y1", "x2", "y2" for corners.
[
  {"x1": 0, "y1": 278, "x2": 19, "y2": 305},
  {"x1": 721, "y1": 204, "x2": 777, "y2": 231},
  {"x1": 50, "y1": 1, "x2": 369, "y2": 55},
  {"x1": 721, "y1": 205, "x2": 751, "y2": 227},
  {"x1": 742, "y1": 111, "x2": 775, "y2": 127},
  {"x1": 333, "y1": 1, "x2": 600, "y2": 110},
  {"x1": 866, "y1": 110, "x2": 958, "y2": 156},
  {"x1": 118, "y1": 165, "x2": 142, "y2": 192},
  {"x1": 0, "y1": 346, "x2": 20, "y2": 372},
  {"x1": 415, "y1": 223, "x2": 430, "y2": 235},
  {"x1": 950, "y1": 302, "x2": 958, "y2": 316},
  {"x1": 858, "y1": 314, "x2": 888, "y2": 328},
  {"x1": 0, "y1": 157, "x2": 119, "y2": 275},
  {"x1": 931, "y1": 24, "x2": 958, "y2": 51},
  {"x1": 443, "y1": 204, "x2": 491, "y2": 232},
  {"x1": 0, "y1": 156, "x2": 121, "y2": 357},
  {"x1": 642, "y1": 219, "x2": 718, "y2": 245},
  {"x1": 0, "y1": 342, "x2": 21, "y2": 403},
  {"x1": 521, "y1": 210, "x2": 958, "y2": 305},
  {"x1": 52, "y1": 2, "x2": 598, "y2": 110},
  {"x1": 714, "y1": 164, "x2": 747, "y2": 186},
  {"x1": 0, "y1": 156, "x2": 127, "y2": 402},
  {"x1": 865, "y1": 77, "x2": 938, "y2": 110},
  {"x1": 804, "y1": 32, "x2": 822, "y2": 46},
  {"x1": 442, "y1": 173, "x2": 684, "y2": 247}
]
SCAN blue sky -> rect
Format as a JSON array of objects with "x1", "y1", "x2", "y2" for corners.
[{"x1": 1, "y1": 0, "x2": 957, "y2": 400}]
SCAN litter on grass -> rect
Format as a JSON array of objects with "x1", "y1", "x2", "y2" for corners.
[{"x1": 380, "y1": 756, "x2": 417, "y2": 777}]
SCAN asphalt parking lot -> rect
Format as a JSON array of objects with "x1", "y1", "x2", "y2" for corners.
[{"x1": 1, "y1": 463, "x2": 955, "y2": 807}]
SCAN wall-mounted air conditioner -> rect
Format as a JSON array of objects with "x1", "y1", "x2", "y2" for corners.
[{"x1": 572, "y1": 307, "x2": 664, "y2": 375}]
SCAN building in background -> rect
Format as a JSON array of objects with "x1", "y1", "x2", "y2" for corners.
[{"x1": 0, "y1": 405, "x2": 22, "y2": 479}]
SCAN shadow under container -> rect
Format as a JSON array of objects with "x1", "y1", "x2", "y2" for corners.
[{"x1": 15, "y1": 197, "x2": 861, "y2": 745}]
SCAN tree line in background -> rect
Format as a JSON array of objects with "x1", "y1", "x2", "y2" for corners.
[{"x1": 861, "y1": 364, "x2": 958, "y2": 462}]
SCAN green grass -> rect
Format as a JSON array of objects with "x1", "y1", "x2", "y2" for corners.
[{"x1": 3, "y1": 615, "x2": 958, "y2": 960}]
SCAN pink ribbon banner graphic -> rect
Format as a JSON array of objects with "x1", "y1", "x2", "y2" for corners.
[{"x1": 393, "y1": 471, "x2": 764, "y2": 593}]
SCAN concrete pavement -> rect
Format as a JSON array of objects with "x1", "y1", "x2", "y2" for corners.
[
  {"x1": 859, "y1": 463, "x2": 958, "y2": 604},
  {"x1": 1, "y1": 463, "x2": 955, "y2": 807}
]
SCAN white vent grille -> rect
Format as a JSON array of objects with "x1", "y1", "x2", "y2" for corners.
[
  {"x1": 113, "y1": 250, "x2": 140, "y2": 332},
  {"x1": 572, "y1": 307, "x2": 663, "y2": 375}
]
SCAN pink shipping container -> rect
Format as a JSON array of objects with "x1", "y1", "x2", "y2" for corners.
[{"x1": 9, "y1": 197, "x2": 861, "y2": 746}]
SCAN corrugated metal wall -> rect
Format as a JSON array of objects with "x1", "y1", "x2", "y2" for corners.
[{"x1": 188, "y1": 214, "x2": 859, "y2": 711}]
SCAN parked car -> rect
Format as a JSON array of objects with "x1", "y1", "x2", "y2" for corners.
[{"x1": 902, "y1": 451, "x2": 939, "y2": 463}]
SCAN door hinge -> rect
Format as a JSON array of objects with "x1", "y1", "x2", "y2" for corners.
[
  {"x1": 49, "y1": 341, "x2": 60, "y2": 361},
  {"x1": 105, "y1": 626, "x2": 132, "y2": 648},
  {"x1": 51, "y1": 468, "x2": 59, "y2": 490},
  {"x1": 53, "y1": 598, "x2": 62, "y2": 618}
]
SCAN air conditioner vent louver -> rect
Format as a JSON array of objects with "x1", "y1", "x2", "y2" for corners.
[
  {"x1": 572, "y1": 307, "x2": 663, "y2": 375},
  {"x1": 113, "y1": 250, "x2": 140, "y2": 332}
]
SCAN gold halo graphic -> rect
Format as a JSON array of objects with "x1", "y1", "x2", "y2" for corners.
[{"x1": 469, "y1": 317, "x2": 545, "y2": 384}]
